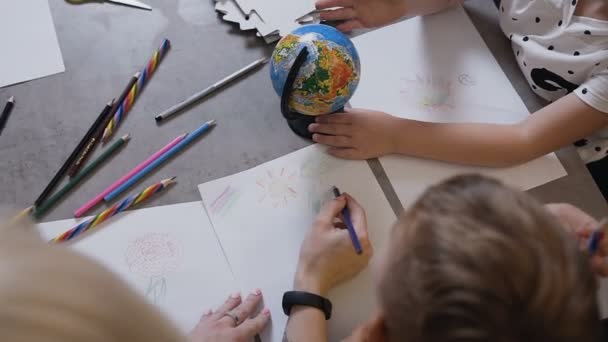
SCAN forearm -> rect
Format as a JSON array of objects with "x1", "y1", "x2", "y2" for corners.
[
  {"x1": 283, "y1": 273, "x2": 328, "y2": 342},
  {"x1": 404, "y1": 0, "x2": 464, "y2": 17},
  {"x1": 391, "y1": 119, "x2": 538, "y2": 167}
]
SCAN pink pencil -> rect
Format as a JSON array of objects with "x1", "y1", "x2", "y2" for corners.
[{"x1": 73, "y1": 133, "x2": 187, "y2": 217}]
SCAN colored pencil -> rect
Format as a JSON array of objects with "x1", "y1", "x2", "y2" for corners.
[
  {"x1": 102, "y1": 39, "x2": 171, "y2": 142},
  {"x1": 33, "y1": 134, "x2": 131, "y2": 219},
  {"x1": 69, "y1": 72, "x2": 140, "y2": 177},
  {"x1": 104, "y1": 119, "x2": 215, "y2": 201},
  {"x1": 50, "y1": 177, "x2": 176, "y2": 243},
  {"x1": 73, "y1": 133, "x2": 187, "y2": 217},
  {"x1": 588, "y1": 218, "x2": 608, "y2": 255},
  {"x1": 332, "y1": 186, "x2": 362, "y2": 254},
  {"x1": 33, "y1": 99, "x2": 115, "y2": 207},
  {"x1": 154, "y1": 57, "x2": 268, "y2": 122},
  {"x1": 0, "y1": 96, "x2": 15, "y2": 135},
  {"x1": 9, "y1": 206, "x2": 33, "y2": 225}
]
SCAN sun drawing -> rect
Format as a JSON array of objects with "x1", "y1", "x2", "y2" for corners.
[
  {"x1": 257, "y1": 168, "x2": 298, "y2": 208},
  {"x1": 400, "y1": 75, "x2": 453, "y2": 112}
]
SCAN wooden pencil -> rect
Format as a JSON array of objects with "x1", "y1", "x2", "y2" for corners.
[
  {"x1": 33, "y1": 99, "x2": 115, "y2": 207},
  {"x1": 33, "y1": 134, "x2": 131, "y2": 219},
  {"x1": 0, "y1": 96, "x2": 15, "y2": 136},
  {"x1": 69, "y1": 72, "x2": 141, "y2": 177}
]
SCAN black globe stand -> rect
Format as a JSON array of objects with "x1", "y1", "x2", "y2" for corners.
[{"x1": 281, "y1": 48, "x2": 345, "y2": 140}]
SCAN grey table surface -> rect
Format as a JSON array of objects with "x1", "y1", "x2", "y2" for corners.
[{"x1": 0, "y1": 0, "x2": 606, "y2": 222}]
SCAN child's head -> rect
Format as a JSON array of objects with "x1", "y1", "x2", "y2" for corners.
[
  {"x1": 377, "y1": 174, "x2": 600, "y2": 341},
  {"x1": 0, "y1": 214, "x2": 185, "y2": 342}
]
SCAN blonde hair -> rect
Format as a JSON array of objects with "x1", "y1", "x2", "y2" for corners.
[
  {"x1": 0, "y1": 215, "x2": 185, "y2": 342},
  {"x1": 379, "y1": 175, "x2": 601, "y2": 342}
]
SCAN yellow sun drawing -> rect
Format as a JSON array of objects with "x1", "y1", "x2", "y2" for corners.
[
  {"x1": 257, "y1": 168, "x2": 298, "y2": 208},
  {"x1": 400, "y1": 75, "x2": 454, "y2": 112}
]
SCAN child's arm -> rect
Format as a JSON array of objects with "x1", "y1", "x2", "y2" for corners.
[
  {"x1": 315, "y1": 0, "x2": 464, "y2": 32},
  {"x1": 309, "y1": 93, "x2": 608, "y2": 167}
]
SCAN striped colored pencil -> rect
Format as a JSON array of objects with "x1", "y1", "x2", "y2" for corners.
[
  {"x1": 102, "y1": 39, "x2": 171, "y2": 142},
  {"x1": 50, "y1": 177, "x2": 176, "y2": 244}
]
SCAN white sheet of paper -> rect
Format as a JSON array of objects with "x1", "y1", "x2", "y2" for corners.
[
  {"x1": 350, "y1": 6, "x2": 566, "y2": 206},
  {"x1": 36, "y1": 201, "x2": 237, "y2": 333},
  {"x1": 198, "y1": 144, "x2": 396, "y2": 342},
  {"x1": 0, "y1": 0, "x2": 65, "y2": 88}
]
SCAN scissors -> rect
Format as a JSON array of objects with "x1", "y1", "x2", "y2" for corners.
[{"x1": 66, "y1": 0, "x2": 152, "y2": 11}]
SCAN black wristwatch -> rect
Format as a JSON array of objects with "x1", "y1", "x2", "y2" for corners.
[{"x1": 282, "y1": 291, "x2": 332, "y2": 320}]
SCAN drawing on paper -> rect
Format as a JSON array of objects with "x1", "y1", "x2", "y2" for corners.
[
  {"x1": 257, "y1": 167, "x2": 298, "y2": 208},
  {"x1": 300, "y1": 154, "x2": 335, "y2": 179},
  {"x1": 458, "y1": 73, "x2": 476, "y2": 86},
  {"x1": 400, "y1": 75, "x2": 453, "y2": 112},
  {"x1": 209, "y1": 186, "x2": 241, "y2": 217},
  {"x1": 125, "y1": 233, "x2": 182, "y2": 304}
]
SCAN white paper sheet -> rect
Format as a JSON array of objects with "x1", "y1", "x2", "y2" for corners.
[
  {"x1": 198, "y1": 144, "x2": 396, "y2": 342},
  {"x1": 350, "y1": 6, "x2": 567, "y2": 205},
  {"x1": 0, "y1": 0, "x2": 65, "y2": 88},
  {"x1": 36, "y1": 201, "x2": 237, "y2": 333}
]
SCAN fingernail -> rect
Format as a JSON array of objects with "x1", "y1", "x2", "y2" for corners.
[
  {"x1": 231, "y1": 292, "x2": 241, "y2": 299},
  {"x1": 251, "y1": 288, "x2": 262, "y2": 296},
  {"x1": 308, "y1": 124, "x2": 314, "y2": 131},
  {"x1": 262, "y1": 308, "x2": 271, "y2": 316}
]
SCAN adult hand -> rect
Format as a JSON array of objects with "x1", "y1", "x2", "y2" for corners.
[
  {"x1": 315, "y1": 0, "x2": 408, "y2": 32},
  {"x1": 295, "y1": 194, "x2": 373, "y2": 296},
  {"x1": 189, "y1": 291, "x2": 270, "y2": 342},
  {"x1": 309, "y1": 108, "x2": 402, "y2": 160},
  {"x1": 545, "y1": 203, "x2": 608, "y2": 277}
]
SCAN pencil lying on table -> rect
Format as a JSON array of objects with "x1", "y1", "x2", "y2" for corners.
[
  {"x1": 33, "y1": 99, "x2": 115, "y2": 207},
  {"x1": 50, "y1": 177, "x2": 177, "y2": 243},
  {"x1": 69, "y1": 72, "x2": 140, "y2": 177},
  {"x1": 73, "y1": 132, "x2": 187, "y2": 217},
  {"x1": 33, "y1": 134, "x2": 131, "y2": 219}
]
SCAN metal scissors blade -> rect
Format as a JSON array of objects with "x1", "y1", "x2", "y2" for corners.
[{"x1": 107, "y1": 0, "x2": 152, "y2": 10}]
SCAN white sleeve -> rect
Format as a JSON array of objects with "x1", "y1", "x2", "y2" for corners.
[{"x1": 574, "y1": 73, "x2": 608, "y2": 114}]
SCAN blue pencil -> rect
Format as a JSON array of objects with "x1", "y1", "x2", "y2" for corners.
[
  {"x1": 332, "y1": 186, "x2": 363, "y2": 254},
  {"x1": 104, "y1": 119, "x2": 216, "y2": 201}
]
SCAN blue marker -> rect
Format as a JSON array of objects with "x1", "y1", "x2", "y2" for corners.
[{"x1": 104, "y1": 120, "x2": 216, "y2": 201}]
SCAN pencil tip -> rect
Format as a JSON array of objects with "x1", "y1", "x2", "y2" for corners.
[
  {"x1": 261, "y1": 57, "x2": 270, "y2": 64},
  {"x1": 8, "y1": 96, "x2": 14, "y2": 102},
  {"x1": 134, "y1": 71, "x2": 141, "y2": 77},
  {"x1": 163, "y1": 176, "x2": 177, "y2": 185},
  {"x1": 154, "y1": 115, "x2": 163, "y2": 123},
  {"x1": 207, "y1": 119, "x2": 217, "y2": 126},
  {"x1": 122, "y1": 133, "x2": 131, "y2": 141},
  {"x1": 108, "y1": 98, "x2": 116, "y2": 106}
]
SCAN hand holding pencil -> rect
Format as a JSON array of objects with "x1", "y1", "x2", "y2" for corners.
[{"x1": 293, "y1": 193, "x2": 371, "y2": 296}]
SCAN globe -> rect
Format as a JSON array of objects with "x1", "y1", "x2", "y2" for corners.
[{"x1": 270, "y1": 24, "x2": 361, "y2": 116}]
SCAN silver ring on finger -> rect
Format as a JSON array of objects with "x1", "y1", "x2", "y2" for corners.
[{"x1": 223, "y1": 311, "x2": 239, "y2": 326}]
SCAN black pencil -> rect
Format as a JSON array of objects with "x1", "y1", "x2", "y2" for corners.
[
  {"x1": 34, "y1": 99, "x2": 115, "y2": 207},
  {"x1": 0, "y1": 96, "x2": 15, "y2": 135},
  {"x1": 68, "y1": 72, "x2": 139, "y2": 177}
]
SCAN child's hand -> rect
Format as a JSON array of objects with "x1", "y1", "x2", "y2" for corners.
[
  {"x1": 309, "y1": 108, "x2": 400, "y2": 160},
  {"x1": 295, "y1": 194, "x2": 372, "y2": 296},
  {"x1": 315, "y1": 0, "x2": 408, "y2": 32},
  {"x1": 545, "y1": 203, "x2": 608, "y2": 277}
]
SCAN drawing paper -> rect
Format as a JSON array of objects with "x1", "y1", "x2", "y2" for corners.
[
  {"x1": 36, "y1": 201, "x2": 237, "y2": 333},
  {"x1": 198, "y1": 144, "x2": 397, "y2": 342},
  {"x1": 350, "y1": 5, "x2": 567, "y2": 205},
  {"x1": 0, "y1": 0, "x2": 65, "y2": 88}
]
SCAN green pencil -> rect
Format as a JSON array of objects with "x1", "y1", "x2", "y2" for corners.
[{"x1": 33, "y1": 134, "x2": 131, "y2": 219}]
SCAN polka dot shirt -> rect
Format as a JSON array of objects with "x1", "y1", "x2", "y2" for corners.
[{"x1": 499, "y1": 0, "x2": 608, "y2": 163}]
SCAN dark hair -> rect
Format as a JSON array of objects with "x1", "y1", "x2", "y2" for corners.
[{"x1": 379, "y1": 174, "x2": 600, "y2": 342}]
